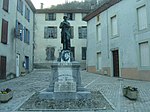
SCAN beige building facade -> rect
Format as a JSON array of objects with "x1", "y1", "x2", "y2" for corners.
[
  {"x1": 84, "y1": 0, "x2": 150, "y2": 81},
  {"x1": 0, "y1": 0, "x2": 35, "y2": 79},
  {"x1": 34, "y1": 9, "x2": 88, "y2": 68}
]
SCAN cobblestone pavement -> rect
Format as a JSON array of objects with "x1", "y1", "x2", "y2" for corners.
[{"x1": 0, "y1": 69, "x2": 150, "y2": 112}]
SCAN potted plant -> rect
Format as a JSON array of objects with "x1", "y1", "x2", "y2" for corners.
[
  {"x1": 123, "y1": 86, "x2": 138, "y2": 100},
  {"x1": 0, "y1": 88, "x2": 13, "y2": 103}
]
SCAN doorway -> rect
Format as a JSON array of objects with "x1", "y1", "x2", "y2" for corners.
[
  {"x1": 112, "y1": 50, "x2": 120, "y2": 77},
  {"x1": 16, "y1": 54, "x2": 20, "y2": 77}
]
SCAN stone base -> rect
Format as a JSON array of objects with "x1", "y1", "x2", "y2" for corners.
[{"x1": 39, "y1": 89, "x2": 91, "y2": 100}]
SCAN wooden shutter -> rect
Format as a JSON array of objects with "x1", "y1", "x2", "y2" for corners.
[
  {"x1": 1, "y1": 19, "x2": 8, "y2": 44},
  {"x1": 97, "y1": 52, "x2": 102, "y2": 70},
  {"x1": 0, "y1": 56, "x2": 7, "y2": 79},
  {"x1": 97, "y1": 24, "x2": 101, "y2": 41},
  {"x1": 139, "y1": 42, "x2": 150, "y2": 66},
  {"x1": 78, "y1": 27, "x2": 82, "y2": 38},
  {"x1": 70, "y1": 26, "x2": 74, "y2": 39},
  {"x1": 111, "y1": 15, "x2": 118, "y2": 36},
  {"x1": 28, "y1": 30, "x2": 30, "y2": 44},
  {"x1": 137, "y1": 5, "x2": 147, "y2": 30},
  {"x1": 21, "y1": 0, "x2": 23, "y2": 15},
  {"x1": 24, "y1": 27, "x2": 26, "y2": 42},
  {"x1": 28, "y1": 9, "x2": 30, "y2": 22},
  {"x1": 3, "y1": 0, "x2": 9, "y2": 12},
  {"x1": 44, "y1": 27, "x2": 48, "y2": 38},
  {"x1": 20, "y1": 23, "x2": 23, "y2": 41}
]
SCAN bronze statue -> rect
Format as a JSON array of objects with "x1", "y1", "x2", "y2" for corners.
[{"x1": 59, "y1": 16, "x2": 71, "y2": 50}]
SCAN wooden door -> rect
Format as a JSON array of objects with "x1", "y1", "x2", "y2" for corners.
[
  {"x1": 0, "y1": 56, "x2": 7, "y2": 79},
  {"x1": 112, "y1": 50, "x2": 119, "y2": 77}
]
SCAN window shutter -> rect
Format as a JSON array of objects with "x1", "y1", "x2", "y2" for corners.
[
  {"x1": 15, "y1": 20, "x2": 18, "y2": 37},
  {"x1": 139, "y1": 42, "x2": 150, "y2": 66},
  {"x1": 78, "y1": 27, "x2": 82, "y2": 38},
  {"x1": 111, "y1": 16, "x2": 118, "y2": 36},
  {"x1": 28, "y1": 31, "x2": 30, "y2": 44},
  {"x1": 21, "y1": 1, "x2": 23, "y2": 15},
  {"x1": 28, "y1": 9, "x2": 30, "y2": 22},
  {"x1": 54, "y1": 27, "x2": 57, "y2": 38},
  {"x1": 3, "y1": 0, "x2": 9, "y2": 12},
  {"x1": 137, "y1": 5, "x2": 147, "y2": 30},
  {"x1": 20, "y1": 24, "x2": 23, "y2": 41},
  {"x1": 0, "y1": 56, "x2": 7, "y2": 79},
  {"x1": 1, "y1": 19, "x2": 8, "y2": 44},
  {"x1": 17, "y1": 0, "x2": 20, "y2": 11},
  {"x1": 45, "y1": 14, "x2": 48, "y2": 21},
  {"x1": 24, "y1": 27, "x2": 26, "y2": 42},
  {"x1": 25, "y1": 5, "x2": 27, "y2": 19},
  {"x1": 54, "y1": 13, "x2": 56, "y2": 20},
  {"x1": 44, "y1": 27, "x2": 48, "y2": 38}
]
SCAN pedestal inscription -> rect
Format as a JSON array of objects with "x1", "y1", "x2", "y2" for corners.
[{"x1": 54, "y1": 82, "x2": 76, "y2": 92}]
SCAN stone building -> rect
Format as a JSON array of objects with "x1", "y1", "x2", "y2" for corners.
[
  {"x1": 0, "y1": 0, "x2": 35, "y2": 79},
  {"x1": 83, "y1": 0, "x2": 150, "y2": 81},
  {"x1": 34, "y1": 9, "x2": 89, "y2": 69}
]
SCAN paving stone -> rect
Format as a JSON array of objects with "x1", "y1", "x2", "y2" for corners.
[{"x1": 0, "y1": 70, "x2": 150, "y2": 112}]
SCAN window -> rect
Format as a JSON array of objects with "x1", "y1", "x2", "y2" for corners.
[
  {"x1": 1, "y1": 19, "x2": 8, "y2": 44},
  {"x1": 70, "y1": 26, "x2": 74, "y2": 39},
  {"x1": 139, "y1": 42, "x2": 150, "y2": 67},
  {"x1": 111, "y1": 15, "x2": 118, "y2": 36},
  {"x1": 24, "y1": 27, "x2": 30, "y2": 44},
  {"x1": 78, "y1": 26, "x2": 87, "y2": 39},
  {"x1": 25, "y1": 5, "x2": 30, "y2": 22},
  {"x1": 3, "y1": 0, "x2": 9, "y2": 12},
  {"x1": 46, "y1": 47, "x2": 55, "y2": 61},
  {"x1": 45, "y1": 13, "x2": 56, "y2": 21},
  {"x1": 15, "y1": 20, "x2": 23, "y2": 40},
  {"x1": 65, "y1": 13, "x2": 75, "y2": 20},
  {"x1": 44, "y1": 26, "x2": 57, "y2": 39},
  {"x1": 97, "y1": 52, "x2": 102, "y2": 70},
  {"x1": 82, "y1": 47, "x2": 87, "y2": 60},
  {"x1": 17, "y1": 0, "x2": 23, "y2": 15},
  {"x1": 0, "y1": 56, "x2": 7, "y2": 79},
  {"x1": 96, "y1": 24, "x2": 101, "y2": 42},
  {"x1": 71, "y1": 47, "x2": 75, "y2": 59},
  {"x1": 137, "y1": 5, "x2": 147, "y2": 30}
]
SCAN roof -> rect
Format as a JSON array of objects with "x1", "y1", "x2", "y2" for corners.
[
  {"x1": 83, "y1": 0, "x2": 121, "y2": 21},
  {"x1": 36, "y1": 9, "x2": 90, "y2": 13},
  {"x1": 25, "y1": 0, "x2": 36, "y2": 12}
]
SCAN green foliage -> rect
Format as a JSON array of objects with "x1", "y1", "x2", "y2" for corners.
[{"x1": 49, "y1": 1, "x2": 91, "y2": 10}]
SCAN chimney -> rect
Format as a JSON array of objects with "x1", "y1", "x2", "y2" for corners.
[{"x1": 41, "y1": 3, "x2": 44, "y2": 9}]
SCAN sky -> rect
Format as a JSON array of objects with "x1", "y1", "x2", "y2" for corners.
[{"x1": 31, "y1": 0, "x2": 84, "y2": 9}]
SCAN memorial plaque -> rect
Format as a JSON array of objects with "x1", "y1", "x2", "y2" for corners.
[{"x1": 54, "y1": 81, "x2": 76, "y2": 92}]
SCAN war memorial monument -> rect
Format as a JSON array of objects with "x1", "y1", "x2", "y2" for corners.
[
  {"x1": 18, "y1": 16, "x2": 112, "y2": 111},
  {"x1": 39, "y1": 16, "x2": 91, "y2": 100}
]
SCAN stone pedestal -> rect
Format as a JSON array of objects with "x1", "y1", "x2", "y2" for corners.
[{"x1": 39, "y1": 50, "x2": 91, "y2": 100}]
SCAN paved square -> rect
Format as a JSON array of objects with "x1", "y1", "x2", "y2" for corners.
[{"x1": 0, "y1": 70, "x2": 150, "y2": 112}]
